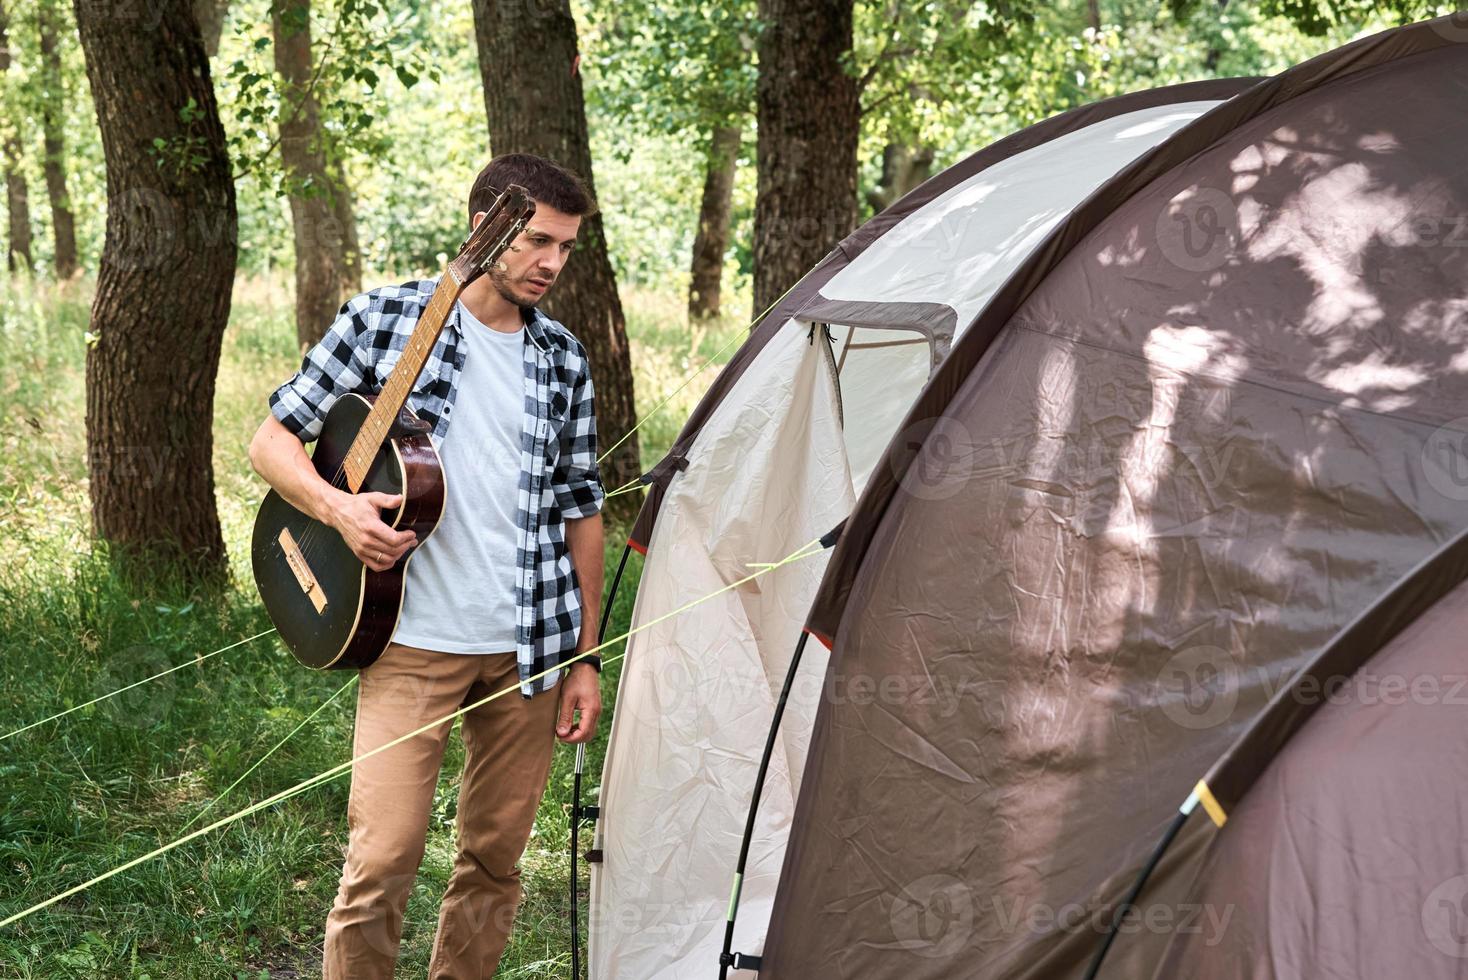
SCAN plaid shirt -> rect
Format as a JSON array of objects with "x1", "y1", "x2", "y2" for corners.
[{"x1": 268, "y1": 277, "x2": 606, "y2": 697}]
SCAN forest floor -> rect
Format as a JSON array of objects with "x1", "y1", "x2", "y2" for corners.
[{"x1": 0, "y1": 272, "x2": 744, "y2": 978}]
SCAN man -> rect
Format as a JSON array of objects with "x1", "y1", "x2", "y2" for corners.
[{"x1": 247, "y1": 153, "x2": 606, "y2": 978}]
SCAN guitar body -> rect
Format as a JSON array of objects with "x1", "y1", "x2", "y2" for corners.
[{"x1": 251, "y1": 393, "x2": 445, "y2": 669}]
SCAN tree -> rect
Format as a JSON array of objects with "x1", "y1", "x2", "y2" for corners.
[
  {"x1": 470, "y1": 0, "x2": 641, "y2": 524},
  {"x1": 0, "y1": 0, "x2": 31, "y2": 273},
  {"x1": 328, "y1": 158, "x2": 361, "y2": 293},
  {"x1": 753, "y1": 0, "x2": 861, "y2": 315},
  {"x1": 584, "y1": 0, "x2": 758, "y2": 321},
  {"x1": 688, "y1": 124, "x2": 740, "y2": 320},
  {"x1": 273, "y1": 0, "x2": 355, "y2": 350},
  {"x1": 36, "y1": 0, "x2": 76, "y2": 278},
  {"x1": 864, "y1": 143, "x2": 934, "y2": 215},
  {"x1": 74, "y1": 0, "x2": 238, "y2": 584},
  {"x1": 194, "y1": 0, "x2": 230, "y2": 57}
]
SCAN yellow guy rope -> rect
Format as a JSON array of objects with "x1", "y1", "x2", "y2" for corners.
[
  {"x1": 178, "y1": 674, "x2": 360, "y2": 834},
  {"x1": 3, "y1": 283, "x2": 798, "y2": 743},
  {"x1": 0, "y1": 629, "x2": 278, "y2": 743},
  {"x1": 0, "y1": 533, "x2": 827, "y2": 930}
]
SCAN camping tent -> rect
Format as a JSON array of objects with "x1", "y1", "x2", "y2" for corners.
[
  {"x1": 591, "y1": 14, "x2": 1468, "y2": 979},
  {"x1": 586, "y1": 76, "x2": 1255, "y2": 978}
]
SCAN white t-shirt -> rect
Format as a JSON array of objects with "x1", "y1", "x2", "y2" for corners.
[{"x1": 392, "y1": 300, "x2": 523, "y2": 653}]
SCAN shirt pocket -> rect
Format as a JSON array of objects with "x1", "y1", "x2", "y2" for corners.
[{"x1": 542, "y1": 383, "x2": 572, "y2": 471}]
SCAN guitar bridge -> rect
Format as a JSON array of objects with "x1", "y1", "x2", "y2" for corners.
[{"x1": 278, "y1": 527, "x2": 328, "y2": 614}]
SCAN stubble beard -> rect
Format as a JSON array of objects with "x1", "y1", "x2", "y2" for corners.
[{"x1": 490, "y1": 265, "x2": 544, "y2": 311}]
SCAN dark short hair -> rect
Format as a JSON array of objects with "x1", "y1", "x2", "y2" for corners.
[{"x1": 466, "y1": 153, "x2": 597, "y2": 224}]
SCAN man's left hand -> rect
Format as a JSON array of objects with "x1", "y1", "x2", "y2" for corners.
[{"x1": 556, "y1": 661, "x2": 602, "y2": 744}]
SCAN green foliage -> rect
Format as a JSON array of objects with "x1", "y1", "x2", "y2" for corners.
[
  {"x1": 0, "y1": 0, "x2": 104, "y2": 275},
  {"x1": 582, "y1": 0, "x2": 759, "y2": 155},
  {"x1": 1173, "y1": 0, "x2": 1451, "y2": 35},
  {"x1": 5, "y1": 4, "x2": 1468, "y2": 970}
]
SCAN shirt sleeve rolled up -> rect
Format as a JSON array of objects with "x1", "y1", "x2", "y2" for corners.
[
  {"x1": 551, "y1": 341, "x2": 606, "y2": 519},
  {"x1": 268, "y1": 294, "x2": 374, "y2": 443}
]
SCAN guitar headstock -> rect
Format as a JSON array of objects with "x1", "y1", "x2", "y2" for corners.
[{"x1": 447, "y1": 184, "x2": 537, "y2": 287}]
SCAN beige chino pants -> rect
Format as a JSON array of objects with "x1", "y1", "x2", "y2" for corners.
[{"x1": 323, "y1": 641, "x2": 560, "y2": 979}]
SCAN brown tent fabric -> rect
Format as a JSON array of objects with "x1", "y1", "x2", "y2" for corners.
[
  {"x1": 1203, "y1": 522, "x2": 1468, "y2": 819},
  {"x1": 627, "y1": 78, "x2": 1258, "y2": 553},
  {"x1": 804, "y1": 19, "x2": 1468, "y2": 640},
  {"x1": 1153, "y1": 568, "x2": 1468, "y2": 978},
  {"x1": 761, "y1": 22, "x2": 1468, "y2": 980}
]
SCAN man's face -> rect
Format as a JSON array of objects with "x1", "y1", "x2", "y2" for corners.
[{"x1": 472, "y1": 202, "x2": 581, "y2": 309}]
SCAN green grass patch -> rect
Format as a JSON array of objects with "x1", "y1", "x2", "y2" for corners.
[{"x1": 0, "y1": 272, "x2": 738, "y2": 977}]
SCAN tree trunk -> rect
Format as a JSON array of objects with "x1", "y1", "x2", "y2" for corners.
[
  {"x1": 470, "y1": 0, "x2": 640, "y2": 525},
  {"x1": 74, "y1": 0, "x2": 237, "y2": 585},
  {"x1": 1203, "y1": 0, "x2": 1230, "y2": 73},
  {"x1": 688, "y1": 123, "x2": 740, "y2": 322},
  {"x1": 330, "y1": 163, "x2": 362, "y2": 294},
  {"x1": 194, "y1": 0, "x2": 229, "y2": 57},
  {"x1": 37, "y1": 0, "x2": 78, "y2": 278},
  {"x1": 0, "y1": 0, "x2": 32, "y2": 273},
  {"x1": 1087, "y1": 0, "x2": 1100, "y2": 31},
  {"x1": 753, "y1": 0, "x2": 860, "y2": 317},
  {"x1": 274, "y1": 0, "x2": 350, "y2": 350},
  {"x1": 864, "y1": 143, "x2": 934, "y2": 216}
]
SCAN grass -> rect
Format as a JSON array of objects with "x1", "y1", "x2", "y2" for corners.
[{"x1": 0, "y1": 271, "x2": 746, "y2": 977}]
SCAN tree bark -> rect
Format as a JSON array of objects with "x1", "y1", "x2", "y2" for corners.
[
  {"x1": 688, "y1": 123, "x2": 740, "y2": 321},
  {"x1": 864, "y1": 142, "x2": 934, "y2": 216},
  {"x1": 273, "y1": 0, "x2": 352, "y2": 351},
  {"x1": 37, "y1": 0, "x2": 77, "y2": 278},
  {"x1": 0, "y1": 0, "x2": 32, "y2": 273},
  {"x1": 753, "y1": 0, "x2": 860, "y2": 317},
  {"x1": 470, "y1": 0, "x2": 640, "y2": 525},
  {"x1": 330, "y1": 162, "x2": 362, "y2": 293},
  {"x1": 74, "y1": 0, "x2": 237, "y2": 585},
  {"x1": 194, "y1": 0, "x2": 229, "y2": 58},
  {"x1": 1203, "y1": 0, "x2": 1230, "y2": 73}
]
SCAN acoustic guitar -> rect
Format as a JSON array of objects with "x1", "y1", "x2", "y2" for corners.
[{"x1": 251, "y1": 185, "x2": 535, "y2": 669}]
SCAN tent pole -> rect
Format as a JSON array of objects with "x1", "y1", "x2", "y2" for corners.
[
  {"x1": 1082, "y1": 807, "x2": 1191, "y2": 980},
  {"x1": 571, "y1": 539, "x2": 634, "y2": 980},
  {"x1": 718, "y1": 628, "x2": 814, "y2": 978}
]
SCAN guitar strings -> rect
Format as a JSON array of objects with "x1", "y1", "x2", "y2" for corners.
[
  {"x1": 293, "y1": 201, "x2": 519, "y2": 564},
  {"x1": 0, "y1": 532, "x2": 829, "y2": 931},
  {"x1": 293, "y1": 214, "x2": 795, "y2": 568}
]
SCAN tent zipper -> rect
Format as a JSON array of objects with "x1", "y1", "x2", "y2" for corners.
[{"x1": 811, "y1": 322, "x2": 844, "y2": 429}]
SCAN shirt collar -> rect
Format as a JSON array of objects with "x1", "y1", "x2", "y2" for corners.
[{"x1": 443, "y1": 279, "x2": 551, "y2": 354}]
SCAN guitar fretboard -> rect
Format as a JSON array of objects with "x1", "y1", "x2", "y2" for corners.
[{"x1": 342, "y1": 269, "x2": 465, "y2": 491}]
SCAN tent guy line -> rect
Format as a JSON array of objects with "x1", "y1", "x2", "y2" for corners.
[
  {"x1": 0, "y1": 628, "x2": 279, "y2": 743},
  {"x1": 0, "y1": 310, "x2": 752, "y2": 747},
  {"x1": 178, "y1": 674, "x2": 360, "y2": 835},
  {"x1": 0, "y1": 532, "x2": 830, "y2": 932}
]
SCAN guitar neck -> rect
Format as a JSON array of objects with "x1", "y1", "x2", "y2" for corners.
[{"x1": 342, "y1": 270, "x2": 466, "y2": 491}]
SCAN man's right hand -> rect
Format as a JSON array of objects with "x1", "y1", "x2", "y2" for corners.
[{"x1": 326, "y1": 490, "x2": 418, "y2": 572}]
